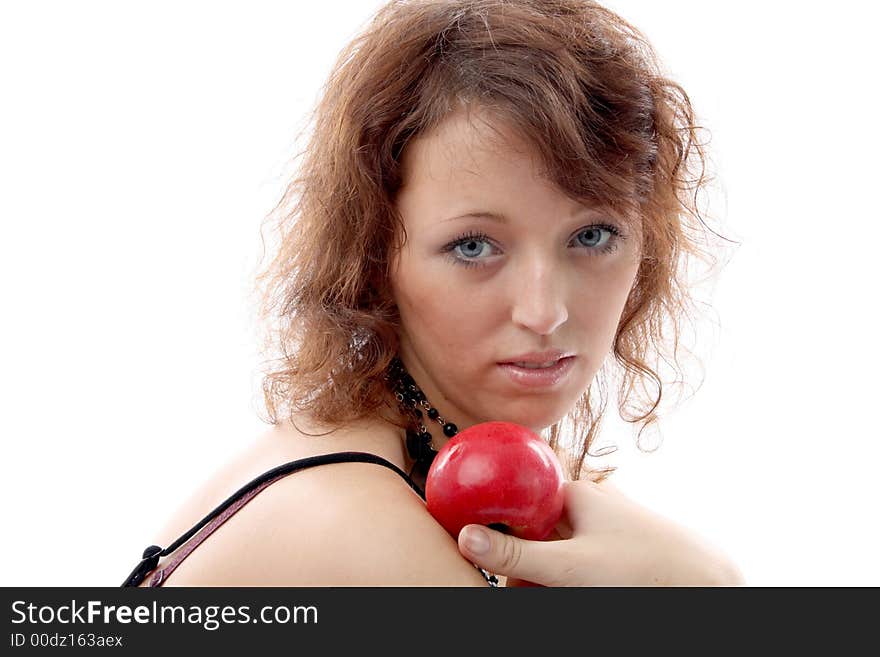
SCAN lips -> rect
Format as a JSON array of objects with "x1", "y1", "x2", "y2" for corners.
[
  {"x1": 510, "y1": 359, "x2": 562, "y2": 369},
  {"x1": 498, "y1": 356, "x2": 576, "y2": 388},
  {"x1": 499, "y1": 350, "x2": 575, "y2": 366}
]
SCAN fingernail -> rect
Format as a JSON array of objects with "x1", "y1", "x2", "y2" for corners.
[{"x1": 461, "y1": 526, "x2": 490, "y2": 555}]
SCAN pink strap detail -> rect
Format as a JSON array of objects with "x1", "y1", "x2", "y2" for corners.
[{"x1": 147, "y1": 472, "x2": 289, "y2": 587}]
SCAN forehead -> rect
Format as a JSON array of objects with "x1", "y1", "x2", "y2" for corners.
[
  {"x1": 399, "y1": 107, "x2": 541, "y2": 188},
  {"x1": 395, "y1": 106, "x2": 644, "y2": 239}
]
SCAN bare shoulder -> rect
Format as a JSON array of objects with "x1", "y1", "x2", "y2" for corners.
[{"x1": 156, "y1": 416, "x2": 489, "y2": 586}]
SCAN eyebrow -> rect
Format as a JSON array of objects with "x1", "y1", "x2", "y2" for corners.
[
  {"x1": 440, "y1": 211, "x2": 509, "y2": 224},
  {"x1": 440, "y1": 207, "x2": 606, "y2": 224}
]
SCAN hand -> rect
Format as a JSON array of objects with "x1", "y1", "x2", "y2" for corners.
[{"x1": 457, "y1": 478, "x2": 745, "y2": 587}]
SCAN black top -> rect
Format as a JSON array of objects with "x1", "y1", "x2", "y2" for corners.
[{"x1": 121, "y1": 451, "x2": 498, "y2": 587}]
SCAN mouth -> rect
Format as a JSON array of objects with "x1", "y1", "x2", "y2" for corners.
[
  {"x1": 498, "y1": 350, "x2": 576, "y2": 367},
  {"x1": 497, "y1": 356, "x2": 576, "y2": 388},
  {"x1": 504, "y1": 358, "x2": 566, "y2": 369}
]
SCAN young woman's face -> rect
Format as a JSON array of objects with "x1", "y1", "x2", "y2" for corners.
[{"x1": 389, "y1": 107, "x2": 643, "y2": 440}]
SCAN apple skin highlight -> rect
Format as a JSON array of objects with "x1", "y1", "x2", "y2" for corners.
[{"x1": 425, "y1": 421, "x2": 566, "y2": 541}]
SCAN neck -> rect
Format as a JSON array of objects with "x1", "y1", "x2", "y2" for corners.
[{"x1": 384, "y1": 356, "x2": 459, "y2": 480}]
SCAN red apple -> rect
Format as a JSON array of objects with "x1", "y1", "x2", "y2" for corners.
[{"x1": 425, "y1": 421, "x2": 565, "y2": 541}]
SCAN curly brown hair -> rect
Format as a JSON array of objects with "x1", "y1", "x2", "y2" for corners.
[{"x1": 251, "y1": 0, "x2": 735, "y2": 482}]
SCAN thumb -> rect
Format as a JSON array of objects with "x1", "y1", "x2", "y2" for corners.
[{"x1": 458, "y1": 524, "x2": 560, "y2": 586}]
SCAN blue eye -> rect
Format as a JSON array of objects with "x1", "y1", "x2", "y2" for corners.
[
  {"x1": 448, "y1": 232, "x2": 497, "y2": 263},
  {"x1": 442, "y1": 224, "x2": 625, "y2": 269}
]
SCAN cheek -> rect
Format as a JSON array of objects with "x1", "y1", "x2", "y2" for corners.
[
  {"x1": 392, "y1": 259, "x2": 495, "y2": 347},
  {"x1": 571, "y1": 263, "x2": 639, "y2": 341}
]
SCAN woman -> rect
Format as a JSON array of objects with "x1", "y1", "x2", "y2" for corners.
[{"x1": 123, "y1": 0, "x2": 743, "y2": 587}]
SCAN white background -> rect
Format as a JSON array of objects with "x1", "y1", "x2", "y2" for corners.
[{"x1": 1, "y1": 1, "x2": 877, "y2": 586}]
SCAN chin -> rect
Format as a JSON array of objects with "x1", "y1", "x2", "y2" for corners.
[
  {"x1": 504, "y1": 398, "x2": 577, "y2": 434},
  {"x1": 496, "y1": 410, "x2": 563, "y2": 436}
]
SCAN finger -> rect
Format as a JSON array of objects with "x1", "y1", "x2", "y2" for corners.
[
  {"x1": 562, "y1": 479, "x2": 604, "y2": 533},
  {"x1": 458, "y1": 524, "x2": 564, "y2": 586},
  {"x1": 552, "y1": 517, "x2": 573, "y2": 540}
]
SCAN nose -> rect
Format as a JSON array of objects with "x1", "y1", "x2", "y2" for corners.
[{"x1": 509, "y1": 258, "x2": 568, "y2": 335}]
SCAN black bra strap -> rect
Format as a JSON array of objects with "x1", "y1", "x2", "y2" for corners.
[{"x1": 121, "y1": 451, "x2": 423, "y2": 587}]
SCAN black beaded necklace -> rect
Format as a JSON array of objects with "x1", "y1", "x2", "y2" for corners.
[
  {"x1": 384, "y1": 356, "x2": 458, "y2": 480},
  {"x1": 384, "y1": 356, "x2": 500, "y2": 587}
]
